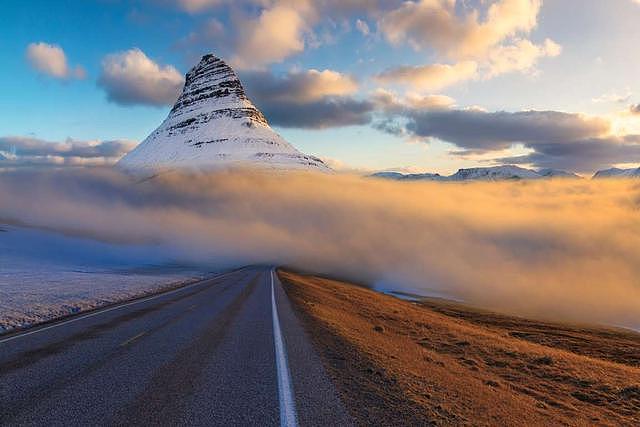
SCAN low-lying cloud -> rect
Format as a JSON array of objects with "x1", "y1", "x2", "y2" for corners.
[
  {"x1": 0, "y1": 136, "x2": 136, "y2": 167},
  {"x1": 0, "y1": 169, "x2": 638, "y2": 330}
]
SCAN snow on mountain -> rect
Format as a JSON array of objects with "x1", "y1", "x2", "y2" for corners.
[
  {"x1": 593, "y1": 167, "x2": 640, "y2": 179},
  {"x1": 372, "y1": 165, "x2": 581, "y2": 181},
  {"x1": 536, "y1": 168, "x2": 581, "y2": 179},
  {"x1": 370, "y1": 171, "x2": 444, "y2": 181},
  {"x1": 118, "y1": 54, "x2": 330, "y2": 174},
  {"x1": 449, "y1": 165, "x2": 542, "y2": 181}
]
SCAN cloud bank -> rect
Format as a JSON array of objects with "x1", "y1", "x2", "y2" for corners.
[
  {"x1": 0, "y1": 136, "x2": 136, "y2": 167},
  {"x1": 243, "y1": 69, "x2": 373, "y2": 128},
  {"x1": 0, "y1": 169, "x2": 638, "y2": 330}
]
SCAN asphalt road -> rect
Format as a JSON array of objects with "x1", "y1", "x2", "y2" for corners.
[{"x1": 0, "y1": 267, "x2": 352, "y2": 426}]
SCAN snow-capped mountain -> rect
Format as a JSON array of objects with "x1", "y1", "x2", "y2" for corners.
[
  {"x1": 370, "y1": 171, "x2": 444, "y2": 181},
  {"x1": 537, "y1": 168, "x2": 581, "y2": 179},
  {"x1": 449, "y1": 165, "x2": 542, "y2": 181},
  {"x1": 371, "y1": 165, "x2": 580, "y2": 181},
  {"x1": 118, "y1": 54, "x2": 330, "y2": 174},
  {"x1": 593, "y1": 167, "x2": 640, "y2": 179}
]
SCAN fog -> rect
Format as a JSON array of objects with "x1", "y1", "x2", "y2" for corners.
[{"x1": 1, "y1": 168, "x2": 639, "y2": 329}]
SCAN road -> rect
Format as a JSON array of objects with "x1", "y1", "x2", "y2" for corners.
[{"x1": 0, "y1": 267, "x2": 352, "y2": 426}]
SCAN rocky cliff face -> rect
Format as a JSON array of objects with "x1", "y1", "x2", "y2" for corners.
[{"x1": 118, "y1": 54, "x2": 330, "y2": 173}]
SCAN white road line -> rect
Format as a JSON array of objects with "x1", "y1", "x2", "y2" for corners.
[
  {"x1": 270, "y1": 268, "x2": 299, "y2": 427},
  {"x1": 0, "y1": 268, "x2": 244, "y2": 345},
  {"x1": 119, "y1": 331, "x2": 147, "y2": 347}
]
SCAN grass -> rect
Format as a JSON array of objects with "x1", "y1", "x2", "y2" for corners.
[{"x1": 279, "y1": 269, "x2": 640, "y2": 426}]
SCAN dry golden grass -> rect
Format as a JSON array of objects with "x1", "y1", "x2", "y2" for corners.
[{"x1": 279, "y1": 270, "x2": 640, "y2": 426}]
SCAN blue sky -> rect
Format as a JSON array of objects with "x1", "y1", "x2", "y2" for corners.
[{"x1": 2, "y1": 0, "x2": 640, "y2": 174}]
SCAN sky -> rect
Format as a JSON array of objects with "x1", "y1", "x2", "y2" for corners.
[{"x1": 2, "y1": 0, "x2": 640, "y2": 175}]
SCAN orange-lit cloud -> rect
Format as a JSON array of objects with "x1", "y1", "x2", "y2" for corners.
[{"x1": 1, "y1": 169, "x2": 638, "y2": 330}]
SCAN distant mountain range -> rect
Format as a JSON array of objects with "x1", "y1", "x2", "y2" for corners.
[
  {"x1": 592, "y1": 167, "x2": 640, "y2": 179},
  {"x1": 371, "y1": 165, "x2": 582, "y2": 181}
]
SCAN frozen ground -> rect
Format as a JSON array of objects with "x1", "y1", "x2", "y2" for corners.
[{"x1": 0, "y1": 225, "x2": 216, "y2": 333}]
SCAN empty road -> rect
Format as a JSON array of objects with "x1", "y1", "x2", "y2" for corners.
[{"x1": 0, "y1": 267, "x2": 352, "y2": 426}]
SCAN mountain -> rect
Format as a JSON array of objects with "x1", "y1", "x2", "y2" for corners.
[
  {"x1": 537, "y1": 168, "x2": 581, "y2": 179},
  {"x1": 449, "y1": 165, "x2": 542, "y2": 181},
  {"x1": 370, "y1": 171, "x2": 444, "y2": 181},
  {"x1": 117, "y1": 54, "x2": 330, "y2": 174},
  {"x1": 371, "y1": 165, "x2": 580, "y2": 182},
  {"x1": 593, "y1": 167, "x2": 640, "y2": 179}
]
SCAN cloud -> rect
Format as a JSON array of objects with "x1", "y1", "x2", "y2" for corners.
[
  {"x1": 372, "y1": 1, "x2": 558, "y2": 90},
  {"x1": 592, "y1": 90, "x2": 633, "y2": 104},
  {"x1": 231, "y1": 1, "x2": 316, "y2": 69},
  {"x1": 260, "y1": 96, "x2": 374, "y2": 129},
  {"x1": 355, "y1": 19, "x2": 370, "y2": 36},
  {"x1": 485, "y1": 38, "x2": 561, "y2": 78},
  {"x1": 498, "y1": 136, "x2": 640, "y2": 172},
  {"x1": 175, "y1": 0, "x2": 224, "y2": 13},
  {"x1": 374, "y1": 107, "x2": 640, "y2": 171},
  {"x1": 630, "y1": 104, "x2": 640, "y2": 114},
  {"x1": 26, "y1": 42, "x2": 85, "y2": 80},
  {"x1": 401, "y1": 109, "x2": 610, "y2": 151},
  {"x1": 98, "y1": 48, "x2": 184, "y2": 106},
  {"x1": 1, "y1": 169, "x2": 639, "y2": 330},
  {"x1": 244, "y1": 68, "x2": 358, "y2": 102},
  {"x1": 243, "y1": 69, "x2": 373, "y2": 128},
  {"x1": 371, "y1": 88, "x2": 455, "y2": 112},
  {"x1": 379, "y1": 0, "x2": 542, "y2": 60},
  {"x1": 373, "y1": 39, "x2": 559, "y2": 92},
  {"x1": 375, "y1": 61, "x2": 478, "y2": 91},
  {"x1": 373, "y1": 38, "x2": 560, "y2": 92},
  {"x1": 178, "y1": 18, "x2": 226, "y2": 46},
  {"x1": 0, "y1": 136, "x2": 136, "y2": 167}
]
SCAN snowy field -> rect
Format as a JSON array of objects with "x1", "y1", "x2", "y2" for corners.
[{"x1": 0, "y1": 225, "x2": 215, "y2": 333}]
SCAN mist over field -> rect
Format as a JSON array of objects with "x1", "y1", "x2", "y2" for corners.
[{"x1": 1, "y1": 168, "x2": 639, "y2": 330}]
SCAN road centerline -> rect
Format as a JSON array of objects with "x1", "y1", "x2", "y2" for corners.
[
  {"x1": 119, "y1": 331, "x2": 147, "y2": 347},
  {"x1": 270, "y1": 268, "x2": 299, "y2": 427}
]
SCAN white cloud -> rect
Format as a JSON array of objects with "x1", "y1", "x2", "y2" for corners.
[
  {"x1": 355, "y1": 19, "x2": 370, "y2": 36},
  {"x1": 592, "y1": 90, "x2": 633, "y2": 104},
  {"x1": 379, "y1": 0, "x2": 542, "y2": 60},
  {"x1": 372, "y1": 88, "x2": 456, "y2": 112},
  {"x1": 97, "y1": 48, "x2": 184, "y2": 106},
  {"x1": 374, "y1": 61, "x2": 478, "y2": 91},
  {"x1": 404, "y1": 93, "x2": 456, "y2": 110},
  {"x1": 231, "y1": 1, "x2": 317, "y2": 69},
  {"x1": 485, "y1": 38, "x2": 561, "y2": 78},
  {"x1": 26, "y1": 42, "x2": 85, "y2": 80}
]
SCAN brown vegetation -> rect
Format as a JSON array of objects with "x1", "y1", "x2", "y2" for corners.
[{"x1": 279, "y1": 269, "x2": 640, "y2": 426}]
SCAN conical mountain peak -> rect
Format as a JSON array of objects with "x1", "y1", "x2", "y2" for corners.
[{"x1": 118, "y1": 54, "x2": 330, "y2": 174}]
